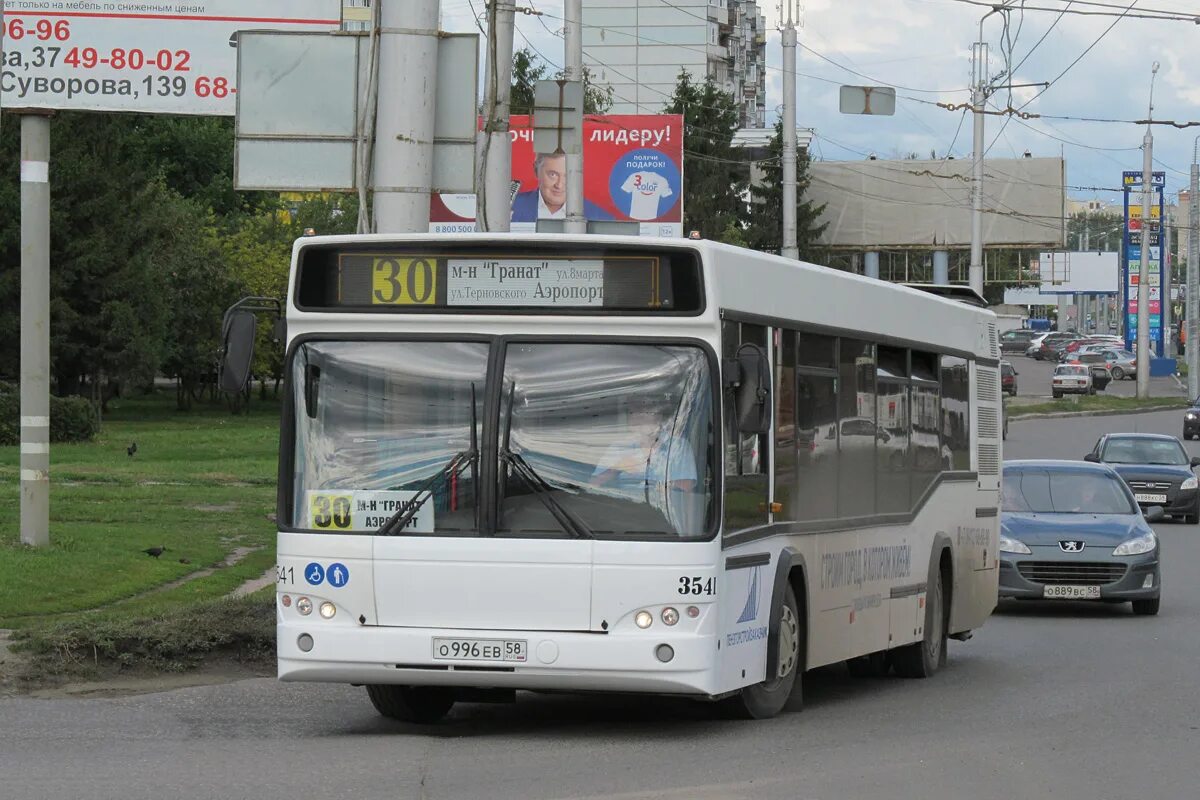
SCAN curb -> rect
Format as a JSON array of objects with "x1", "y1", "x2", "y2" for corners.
[{"x1": 1010, "y1": 403, "x2": 1188, "y2": 421}]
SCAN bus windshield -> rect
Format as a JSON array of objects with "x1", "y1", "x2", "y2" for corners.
[{"x1": 289, "y1": 340, "x2": 715, "y2": 540}]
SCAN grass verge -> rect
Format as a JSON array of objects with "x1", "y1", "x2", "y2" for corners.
[
  {"x1": 0, "y1": 390, "x2": 281, "y2": 685},
  {"x1": 1008, "y1": 395, "x2": 1187, "y2": 418},
  {"x1": 6, "y1": 590, "x2": 275, "y2": 685}
]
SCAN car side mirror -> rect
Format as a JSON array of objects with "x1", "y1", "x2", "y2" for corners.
[
  {"x1": 1191, "y1": 457, "x2": 1200, "y2": 469},
  {"x1": 725, "y1": 343, "x2": 771, "y2": 435},
  {"x1": 1144, "y1": 506, "x2": 1166, "y2": 523},
  {"x1": 1083, "y1": 453, "x2": 1100, "y2": 463}
]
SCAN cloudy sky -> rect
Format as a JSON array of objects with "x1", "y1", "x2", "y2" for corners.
[{"x1": 439, "y1": 0, "x2": 1200, "y2": 204}]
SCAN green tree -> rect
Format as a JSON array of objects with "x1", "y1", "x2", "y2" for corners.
[
  {"x1": 744, "y1": 123, "x2": 827, "y2": 257},
  {"x1": 510, "y1": 48, "x2": 616, "y2": 116},
  {"x1": 1067, "y1": 210, "x2": 1123, "y2": 252},
  {"x1": 662, "y1": 71, "x2": 746, "y2": 241}
]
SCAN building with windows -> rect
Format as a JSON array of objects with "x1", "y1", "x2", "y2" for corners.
[{"x1": 583, "y1": 0, "x2": 767, "y2": 128}]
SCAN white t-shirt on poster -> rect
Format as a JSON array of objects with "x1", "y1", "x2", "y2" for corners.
[{"x1": 620, "y1": 172, "x2": 673, "y2": 220}]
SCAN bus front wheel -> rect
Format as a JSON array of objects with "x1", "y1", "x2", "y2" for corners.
[
  {"x1": 366, "y1": 684, "x2": 456, "y2": 724},
  {"x1": 728, "y1": 583, "x2": 803, "y2": 719}
]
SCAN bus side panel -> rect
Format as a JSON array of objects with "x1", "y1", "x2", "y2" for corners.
[
  {"x1": 951, "y1": 489, "x2": 1000, "y2": 634},
  {"x1": 714, "y1": 542, "x2": 776, "y2": 694},
  {"x1": 806, "y1": 530, "x2": 860, "y2": 667}
]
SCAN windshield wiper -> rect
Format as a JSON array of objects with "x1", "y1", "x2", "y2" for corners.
[
  {"x1": 496, "y1": 382, "x2": 593, "y2": 539},
  {"x1": 378, "y1": 384, "x2": 479, "y2": 536},
  {"x1": 499, "y1": 449, "x2": 594, "y2": 539}
]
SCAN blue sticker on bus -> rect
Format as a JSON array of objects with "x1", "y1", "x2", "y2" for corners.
[
  {"x1": 304, "y1": 562, "x2": 325, "y2": 586},
  {"x1": 327, "y1": 562, "x2": 349, "y2": 588}
]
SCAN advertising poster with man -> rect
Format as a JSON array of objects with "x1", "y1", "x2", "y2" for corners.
[{"x1": 430, "y1": 114, "x2": 684, "y2": 237}]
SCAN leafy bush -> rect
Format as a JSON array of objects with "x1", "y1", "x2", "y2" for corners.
[{"x1": 0, "y1": 382, "x2": 99, "y2": 445}]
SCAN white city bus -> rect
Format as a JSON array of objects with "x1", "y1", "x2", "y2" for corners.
[{"x1": 258, "y1": 233, "x2": 1001, "y2": 723}]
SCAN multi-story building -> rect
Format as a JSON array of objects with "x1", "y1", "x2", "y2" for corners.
[{"x1": 583, "y1": 0, "x2": 767, "y2": 128}]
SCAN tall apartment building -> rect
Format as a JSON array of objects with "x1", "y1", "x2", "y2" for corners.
[{"x1": 583, "y1": 0, "x2": 767, "y2": 128}]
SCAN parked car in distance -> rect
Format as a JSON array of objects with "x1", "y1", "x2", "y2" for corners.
[
  {"x1": 1052, "y1": 363, "x2": 1093, "y2": 398},
  {"x1": 1000, "y1": 460, "x2": 1162, "y2": 615},
  {"x1": 1085, "y1": 433, "x2": 1200, "y2": 524},
  {"x1": 1185, "y1": 398, "x2": 1200, "y2": 440},
  {"x1": 1000, "y1": 329, "x2": 1040, "y2": 353},
  {"x1": 1032, "y1": 332, "x2": 1078, "y2": 360},
  {"x1": 1000, "y1": 361, "x2": 1018, "y2": 396}
]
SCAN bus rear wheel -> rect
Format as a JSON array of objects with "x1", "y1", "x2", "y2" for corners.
[
  {"x1": 366, "y1": 685, "x2": 456, "y2": 724},
  {"x1": 892, "y1": 564, "x2": 948, "y2": 679},
  {"x1": 728, "y1": 583, "x2": 803, "y2": 719}
]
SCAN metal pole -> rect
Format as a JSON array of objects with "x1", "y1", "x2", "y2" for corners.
[
  {"x1": 780, "y1": 4, "x2": 798, "y2": 260},
  {"x1": 478, "y1": 0, "x2": 515, "y2": 232},
  {"x1": 969, "y1": 42, "x2": 987, "y2": 297},
  {"x1": 20, "y1": 113, "x2": 51, "y2": 548},
  {"x1": 1188, "y1": 145, "x2": 1199, "y2": 399},
  {"x1": 372, "y1": 0, "x2": 439, "y2": 232},
  {"x1": 933, "y1": 249, "x2": 949, "y2": 285},
  {"x1": 1164, "y1": 203, "x2": 1174, "y2": 358},
  {"x1": 563, "y1": 0, "x2": 586, "y2": 235},
  {"x1": 864, "y1": 251, "x2": 880, "y2": 280},
  {"x1": 1137, "y1": 126, "x2": 1153, "y2": 398}
]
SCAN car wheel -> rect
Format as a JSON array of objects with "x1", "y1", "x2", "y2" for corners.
[
  {"x1": 365, "y1": 685, "x2": 456, "y2": 723},
  {"x1": 1187, "y1": 512, "x2": 1199, "y2": 525},
  {"x1": 1131, "y1": 597, "x2": 1160, "y2": 616},
  {"x1": 1053, "y1": 391, "x2": 1062, "y2": 399},
  {"x1": 727, "y1": 583, "x2": 803, "y2": 719},
  {"x1": 1111, "y1": 366, "x2": 1124, "y2": 380},
  {"x1": 893, "y1": 564, "x2": 948, "y2": 678}
]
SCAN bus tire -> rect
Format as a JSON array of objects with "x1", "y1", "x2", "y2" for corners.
[
  {"x1": 893, "y1": 561, "x2": 949, "y2": 679},
  {"x1": 365, "y1": 685, "x2": 456, "y2": 724},
  {"x1": 728, "y1": 583, "x2": 802, "y2": 719}
]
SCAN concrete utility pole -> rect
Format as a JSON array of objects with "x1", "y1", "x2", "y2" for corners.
[
  {"x1": 969, "y1": 40, "x2": 987, "y2": 297},
  {"x1": 372, "y1": 0, "x2": 440, "y2": 232},
  {"x1": 478, "y1": 0, "x2": 516, "y2": 232},
  {"x1": 1165, "y1": 203, "x2": 1174, "y2": 358},
  {"x1": 20, "y1": 113, "x2": 51, "y2": 548},
  {"x1": 780, "y1": 1, "x2": 798, "y2": 260},
  {"x1": 563, "y1": 0, "x2": 586, "y2": 234},
  {"x1": 1189, "y1": 137, "x2": 1199, "y2": 399},
  {"x1": 1136, "y1": 62, "x2": 1159, "y2": 399}
]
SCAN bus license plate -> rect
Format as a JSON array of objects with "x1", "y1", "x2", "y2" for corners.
[
  {"x1": 1043, "y1": 585, "x2": 1100, "y2": 600},
  {"x1": 432, "y1": 638, "x2": 527, "y2": 662},
  {"x1": 1134, "y1": 493, "x2": 1168, "y2": 504}
]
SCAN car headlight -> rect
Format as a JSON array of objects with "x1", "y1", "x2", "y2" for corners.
[
  {"x1": 1112, "y1": 531, "x2": 1157, "y2": 556},
  {"x1": 1182, "y1": 476, "x2": 1198, "y2": 491},
  {"x1": 999, "y1": 533, "x2": 1031, "y2": 554},
  {"x1": 1186, "y1": 412, "x2": 1198, "y2": 420}
]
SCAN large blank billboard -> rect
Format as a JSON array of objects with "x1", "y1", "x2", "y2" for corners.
[{"x1": 808, "y1": 157, "x2": 1066, "y2": 249}]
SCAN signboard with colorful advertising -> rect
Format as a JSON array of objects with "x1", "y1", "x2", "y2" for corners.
[
  {"x1": 1122, "y1": 170, "x2": 1166, "y2": 355},
  {"x1": 1, "y1": 1, "x2": 341, "y2": 114},
  {"x1": 430, "y1": 114, "x2": 684, "y2": 237}
]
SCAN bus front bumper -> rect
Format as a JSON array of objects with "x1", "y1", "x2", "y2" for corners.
[{"x1": 277, "y1": 622, "x2": 720, "y2": 696}]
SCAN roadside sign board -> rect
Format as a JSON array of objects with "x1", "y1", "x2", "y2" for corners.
[
  {"x1": 1, "y1": 1, "x2": 340, "y2": 114},
  {"x1": 1122, "y1": 170, "x2": 1166, "y2": 355}
]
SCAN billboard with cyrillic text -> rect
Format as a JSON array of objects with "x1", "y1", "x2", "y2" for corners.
[
  {"x1": 430, "y1": 114, "x2": 684, "y2": 237},
  {"x1": 1, "y1": 1, "x2": 341, "y2": 114}
]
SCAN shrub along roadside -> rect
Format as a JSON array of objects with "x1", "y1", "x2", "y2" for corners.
[
  {"x1": 7, "y1": 592, "x2": 275, "y2": 683},
  {"x1": 0, "y1": 382, "x2": 100, "y2": 445}
]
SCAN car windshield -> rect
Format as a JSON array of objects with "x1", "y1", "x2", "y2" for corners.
[
  {"x1": 1001, "y1": 363, "x2": 1015, "y2": 376},
  {"x1": 1002, "y1": 470, "x2": 1136, "y2": 515},
  {"x1": 290, "y1": 341, "x2": 716, "y2": 540},
  {"x1": 1055, "y1": 365, "x2": 1087, "y2": 376},
  {"x1": 1100, "y1": 437, "x2": 1189, "y2": 466}
]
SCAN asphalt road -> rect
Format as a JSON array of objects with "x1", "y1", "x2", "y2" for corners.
[
  {"x1": 2, "y1": 410, "x2": 1198, "y2": 800},
  {"x1": 1002, "y1": 353, "x2": 1183, "y2": 400}
]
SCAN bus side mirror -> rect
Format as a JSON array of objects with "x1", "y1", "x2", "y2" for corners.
[
  {"x1": 730, "y1": 343, "x2": 771, "y2": 435},
  {"x1": 218, "y1": 309, "x2": 258, "y2": 394}
]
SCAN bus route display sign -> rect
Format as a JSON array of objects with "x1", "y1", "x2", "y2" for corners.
[{"x1": 1, "y1": 0, "x2": 340, "y2": 115}]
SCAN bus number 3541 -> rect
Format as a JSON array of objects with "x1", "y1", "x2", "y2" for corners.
[{"x1": 678, "y1": 577, "x2": 716, "y2": 596}]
